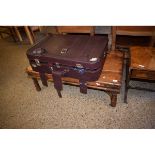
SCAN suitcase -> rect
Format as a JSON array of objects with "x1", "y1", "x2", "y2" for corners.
[{"x1": 27, "y1": 34, "x2": 108, "y2": 97}]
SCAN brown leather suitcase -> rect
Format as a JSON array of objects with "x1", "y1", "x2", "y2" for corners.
[{"x1": 27, "y1": 34, "x2": 108, "y2": 97}]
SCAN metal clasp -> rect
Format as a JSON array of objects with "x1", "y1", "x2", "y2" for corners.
[
  {"x1": 61, "y1": 48, "x2": 68, "y2": 54},
  {"x1": 76, "y1": 64, "x2": 83, "y2": 68},
  {"x1": 34, "y1": 59, "x2": 40, "y2": 66},
  {"x1": 55, "y1": 62, "x2": 60, "y2": 68}
]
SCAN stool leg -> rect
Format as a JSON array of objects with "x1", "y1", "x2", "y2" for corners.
[
  {"x1": 14, "y1": 27, "x2": 23, "y2": 42},
  {"x1": 108, "y1": 33, "x2": 112, "y2": 51},
  {"x1": 112, "y1": 26, "x2": 116, "y2": 51},
  {"x1": 110, "y1": 93, "x2": 117, "y2": 107},
  {"x1": 107, "y1": 92, "x2": 117, "y2": 107},
  {"x1": 0, "y1": 33, "x2": 3, "y2": 39},
  {"x1": 24, "y1": 26, "x2": 34, "y2": 45},
  {"x1": 32, "y1": 78, "x2": 41, "y2": 91},
  {"x1": 9, "y1": 27, "x2": 17, "y2": 42}
]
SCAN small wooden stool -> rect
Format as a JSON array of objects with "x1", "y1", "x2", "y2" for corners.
[
  {"x1": 124, "y1": 46, "x2": 155, "y2": 103},
  {"x1": 26, "y1": 51, "x2": 124, "y2": 107}
]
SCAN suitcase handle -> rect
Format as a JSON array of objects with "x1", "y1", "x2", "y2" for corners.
[{"x1": 52, "y1": 70, "x2": 64, "y2": 98}]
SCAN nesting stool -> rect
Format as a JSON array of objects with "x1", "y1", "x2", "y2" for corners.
[
  {"x1": 26, "y1": 51, "x2": 124, "y2": 107},
  {"x1": 124, "y1": 46, "x2": 155, "y2": 103}
]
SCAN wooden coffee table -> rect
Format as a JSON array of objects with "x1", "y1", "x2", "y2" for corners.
[
  {"x1": 124, "y1": 46, "x2": 155, "y2": 103},
  {"x1": 26, "y1": 51, "x2": 124, "y2": 107}
]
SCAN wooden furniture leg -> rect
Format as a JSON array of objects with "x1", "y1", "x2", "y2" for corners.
[
  {"x1": 90, "y1": 27, "x2": 95, "y2": 36},
  {"x1": 24, "y1": 26, "x2": 34, "y2": 45},
  {"x1": 9, "y1": 27, "x2": 17, "y2": 42},
  {"x1": 29, "y1": 27, "x2": 37, "y2": 42},
  {"x1": 32, "y1": 77, "x2": 41, "y2": 91},
  {"x1": 106, "y1": 92, "x2": 117, "y2": 107},
  {"x1": 112, "y1": 26, "x2": 116, "y2": 50},
  {"x1": 110, "y1": 93, "x2": 117, "y2": 107},
  {"x1": 38, "y1": 26, "x2": 42, "y2": 32},
  {"x1": 0, "y1": 33, "x2": 3, "y2": 38},
  {"x1": 108, "y1": 33, "x2": 112, "y2": 51},
  {"x1": 124, "y1": 58, "x2": 130, "y2": 103},
  {"x1": 14, "y1": 27, "x2": 23, "y2": 42},
  {"x1": 150, "y1": 31, "x2": 155, "y2": 47}
]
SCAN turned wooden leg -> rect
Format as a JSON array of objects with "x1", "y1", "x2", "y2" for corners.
[
  {"x1": 110, "y1": 94, "x2": 117, "y2": 107},
  {"x1": 14, "y1": 26, "x2": 23, "y2": 42},
  {"x1": 24, "y1": 26, "x2": 34, "y2": 45},
  {"x1": 32, "y1": 77, "x2": 41, "y2": 91},
  {"x1": 106, "y1": 92, "x2": 117, "y2": 107}
]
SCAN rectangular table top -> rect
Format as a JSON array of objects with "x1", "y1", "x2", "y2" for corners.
[{"x1": 130, "y1": 46, "x2": 155, "y2": 71}]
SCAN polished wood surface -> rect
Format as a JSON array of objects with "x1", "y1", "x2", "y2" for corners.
[
  {"x1": 116, "y1": 26, "x2": 155, "y2": 36},
  {"x1": 26, "y1": 51, "x2": 124, "y2": 107},
  {"x1": 130, "y1": 46, "x2": 155, "y2": 71},
  {"x1": 130, "y1": 70, "x2": 155, "y2": 80},
  {"x1": 117, "y1": 26, "x2": 155, "y2": 32},
  {"x1": 124, "y1": 46, "x2": 155, "y2": 103},
  {"x1": 57, "y1": 26, "x2": 95, "y2": 35},
  {"x1": 112, "y1": 26, "x2": 155, "y2": 50}
]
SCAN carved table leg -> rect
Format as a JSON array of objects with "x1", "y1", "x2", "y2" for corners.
[
  {"x1": 110, "y1": 94, "x2": 117, "y2": 107},
  {"x1": 32, "y1": 77, "x2": 41, "y2": 91},
  {"x1": 106, "y1": 92, "x2": 117, "y2": 107}
]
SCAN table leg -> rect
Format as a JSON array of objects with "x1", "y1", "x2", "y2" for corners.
[
  {"x1": 38, "y1": 26, "x2": 42, "y2": 32},
  {"x1": 107, "y1": 92, "x2": 117, "y2": 107},
  {"x1": 14, "y1": 27, "x2": 23, "y2": 42},
  {"x1": 24, "y1": 26, "x2": 34, "y2": 45},
  {"x1": 0, "y1": 33, "x2": 3, "y2": 39},
  {"x1": 110, "y1": 93, "x2": 117, "y2": 107},
  {"x1": 149, "y1": 31, "x2": 155, "y2": 47},
  {"x1": 112, "y1": 26, "x2": 116, "y2": 51},
  {"x1": 124, "y1": 58, "x2": 130, "y2": 103},
  {"x1": 108, "y1": 33, "x2": 112, "y2": 51},
  {"x1": 9, "y1": 27, "x2": 17, "y2": 42}
]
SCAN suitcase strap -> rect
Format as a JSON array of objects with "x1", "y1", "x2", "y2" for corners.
[
  {"x1": 79, "y1": 79, "x2": 87, "y2": 94},
  {"x1": 52, "y1": 70, "x2": 63, "y2": 98},
  {"x1": 52, "y1": 70, "x2": 87, "y2": 97},
  {"x1": 40, "y1": 72, "x2": 48, "y2": 87}
]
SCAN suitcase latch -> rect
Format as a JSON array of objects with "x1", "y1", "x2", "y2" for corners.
[
  {"x1": 76, "y1": 64, "x2": 83, "y2": 68},
  {"x1": 34, "y1": 59, "x2": 40, "y2": 66},
  {"x1": 61, "y1": 48, "x2": 68, "y2": 54},
  {"x1": 89, "y1": 57, "x2": 98, "y2": 62},
  {"x1": 55, "y1": 62, "x2": 60, "y2": 68}
]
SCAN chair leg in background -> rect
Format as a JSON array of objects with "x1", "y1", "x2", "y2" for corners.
[{"x1": 124, "y1": 58, "x2": 130, "y2": 103}]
